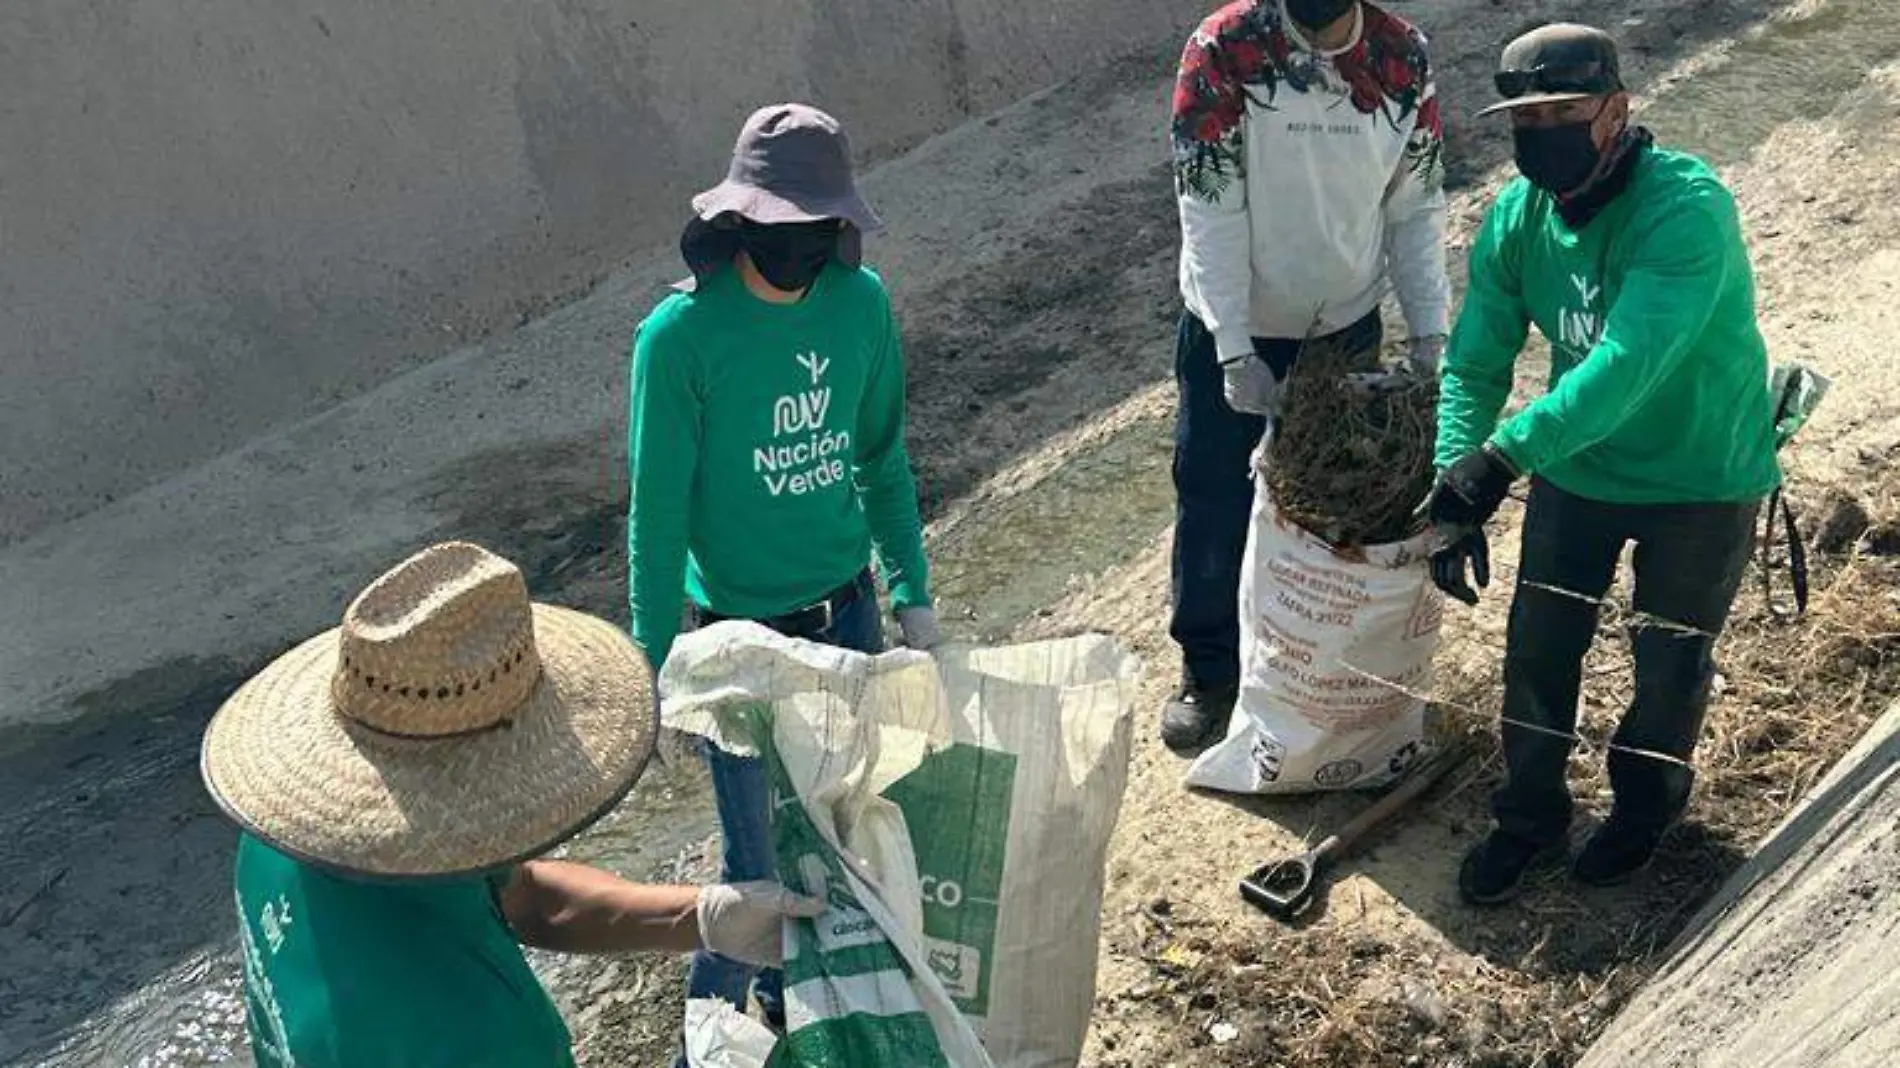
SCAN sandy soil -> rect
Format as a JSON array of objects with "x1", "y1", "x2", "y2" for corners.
[
  {"x1": 7, "y1": 0, "x2": 1899, "y2": 1064},
  {"x1": 1026, "y1": 2, "x2": 1900, "y2": 1064},
  {"x1": 574, "y1": 0, "x2": 1900, "y2": 1063}
]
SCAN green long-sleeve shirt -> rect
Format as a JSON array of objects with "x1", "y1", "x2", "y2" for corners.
[
  {"x1": 626, "y1": 263, "x2": 930, "y2": 667},
  {"x1": 1436, "y1": 144, "x2": 1781, "y2": 504}
]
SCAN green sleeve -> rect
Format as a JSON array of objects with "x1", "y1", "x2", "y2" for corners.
[
  {"x1": 1492, "y1": 187, "x2": 1731, "y2": 472},
  {"x1": 626, "y1": 315, "x2": 699, "y2": 668},
  {"x1": 854, "y1": 293, "x2": 931, "y2": 609},
  {"x1": 1435, "y1": 192, "x2": 1531, "y2": 470}
]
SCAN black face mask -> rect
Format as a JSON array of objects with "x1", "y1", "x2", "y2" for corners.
[
  {"x1": 737, "y1": 220, "x2": 839, "y2": 292},
  {"x1": 1512, "y1": 121, "x2": 1604, "y2": 196},
  {"x1": 1285, "y1": 0, "x2": 1356, "y2": 31}
]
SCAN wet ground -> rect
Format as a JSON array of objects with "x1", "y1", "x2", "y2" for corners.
[
  {"x1": 7, "y1": 0, "x2": 1897, "y2": 1063},
  {"x1": 0, "y1": 410, "x2": 1180, "y2": 1066}
]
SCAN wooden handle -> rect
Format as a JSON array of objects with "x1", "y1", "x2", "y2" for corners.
[{"x1": 1319, "y1": 746, "x2": 1467, "y2": 860}]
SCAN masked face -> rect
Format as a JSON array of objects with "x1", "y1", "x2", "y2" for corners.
[
  {"x1": 737, "y1": 219, "x2": 841, "y2": 293},
  {"x1": 1285, "y1": 0, "x2": 1356, "y2": 31},
  {"x1": 1511, "y1": 120, "x2": 1606, "y2": 195}
]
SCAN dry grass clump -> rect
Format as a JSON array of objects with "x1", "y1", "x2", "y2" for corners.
[
  {"x1": 1109, "y1": 896, "x2": 1646, "y2": 1068},
  {"x1": 1098, "y1": 484, "x2": 1900, "y2": 1068},
  {"x1": 1694, "y1": 538, "x2": 1900, "y2": 830},
  {"x1": 1420, "y1": 486, "x2": 1900, "y2": 841},
  {"x1": 1266, "y1": 337, "x2": 1440, "y2": 547}
]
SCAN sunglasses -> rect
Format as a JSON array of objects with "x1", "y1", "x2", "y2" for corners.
[{"x1": 1493, "y1": 62, "x2": 1613, "y2": 100}]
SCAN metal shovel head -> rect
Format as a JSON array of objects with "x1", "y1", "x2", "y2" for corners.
[{"x1": 1239, "y1": 849, "x2": 1322, "y2": 919}]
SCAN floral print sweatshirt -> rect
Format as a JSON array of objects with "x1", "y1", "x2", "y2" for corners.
[{"x1": 1172, "y1": 0, "x2": 1450, "y2": 360}]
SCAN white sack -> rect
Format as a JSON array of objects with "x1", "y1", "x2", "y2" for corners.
[
  {"x1": 662, "y1": 626, "x2": 1140, "y2": 1067},
  {"x1": 1186, "y1": 480, "x2": 1442, "y2": 794}
]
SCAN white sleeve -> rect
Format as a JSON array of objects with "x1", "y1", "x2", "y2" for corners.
[
  {"x1": 1382, "y1": 84, "x2": 1451, "y2": 339},
  {"x1": 1172, "y1": 25, "x2": 1255, "y2": 362},
  {"x1": 1180, "y1": 188, "x2": 1256, "y2": 362}
]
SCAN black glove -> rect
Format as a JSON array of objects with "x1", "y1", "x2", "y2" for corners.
[
  {"x1": 1428, "y1": 445, "x2": 1519, "y2": 530},
  {"x1": 1431, "y1": 526, "x2": 1491, "y2": 606}
]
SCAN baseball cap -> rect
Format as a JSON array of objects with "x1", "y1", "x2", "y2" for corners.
[{"x1": 1479, "y1": 23, "x2": 1624, "y2": 116}]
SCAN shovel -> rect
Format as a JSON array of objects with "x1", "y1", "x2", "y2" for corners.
[{"x1": 1239, "y1": 744, "x2": 1468, "y2": 921}]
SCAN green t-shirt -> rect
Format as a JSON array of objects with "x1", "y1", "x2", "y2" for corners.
[
  {"x1": 627, "y1": 262, "x2": 931, "y2": 665},
  {"x1": 1436, "y1": 144, "x2": 1782, "y2": 504},
  {"x1": 234, "y1": 835, "x2": 575, "y2": 1067}
]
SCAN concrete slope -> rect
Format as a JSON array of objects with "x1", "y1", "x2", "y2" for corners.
[
  {"x1": 0, "y1": 0, "x2": 1203, "y2": 546},
  {"x1": 1579, "y1": 702, "x2": 1900, "y2": 1068},
  {"x1": 0, "y1": 61, "x2": 1172, "y2": 732}
]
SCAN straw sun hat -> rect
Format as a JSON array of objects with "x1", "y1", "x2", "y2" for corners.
[{"x1": 201, "y1": 541, "x2": 656, "y2": 879}]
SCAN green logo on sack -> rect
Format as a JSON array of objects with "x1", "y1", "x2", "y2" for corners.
[{"x1": 883, "y1": 743, "x2": 1015, "y2": 1017}]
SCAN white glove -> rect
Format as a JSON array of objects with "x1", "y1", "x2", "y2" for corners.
[
  {"x1": 697, "y1": 881, "x2": 826, "y2": 967},
  {"x1": 1343, "y1": 358, "x2": 1430, "y2": 399},
  {"x1": 1406, "y1": 334, "x2": 1447, "y2": 375},
  {"x1": 896, "y1": 605, "x2": 944, "y2": 651},
  {"x1": 1221, "y1": 353, "x2": 1283, "y2": 416},
  {"x1": 1342, "y1": 369, "x2": 1410, "y2": 398}
]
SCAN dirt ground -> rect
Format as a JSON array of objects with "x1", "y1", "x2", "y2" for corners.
[
  {"x1": 7, "y1": 0, "x2": 1899, "y2": 1065},
  {"x1": 584, "y1": 0, "x2": 1900, "y2": 1063},
  {"x1": 1021, "y1": 2, "x2": 1900, "y2": 1065}
]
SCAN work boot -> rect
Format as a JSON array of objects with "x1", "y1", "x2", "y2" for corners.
[
  {"x1": 1572, "y1": 819, "x2": 1662, "y2": 887},
  {"x1": 1458, "y1": 829, "x2": 1566, "y2": 906},
  {"x1": 1159, "y1": 681, "x2": 1237, "y2": 754}
]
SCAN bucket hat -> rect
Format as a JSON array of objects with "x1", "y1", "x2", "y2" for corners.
[
  {"x1": 681, "y1": 103, "x2": 881, "y2": 281},
  {"x1": 200, "y1": 542, "x2": 656, "y2": 879}
]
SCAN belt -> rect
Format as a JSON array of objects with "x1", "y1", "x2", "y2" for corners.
[{"x1": 694, "y1": 571, "x2": 869, "y2": 638}]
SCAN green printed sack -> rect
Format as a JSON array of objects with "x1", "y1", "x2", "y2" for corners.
[{"x1": 662, "y1": 626, "x2": 1140, "y2": 1067}]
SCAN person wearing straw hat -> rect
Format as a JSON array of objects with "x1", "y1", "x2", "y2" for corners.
[
  {"x1": 626, "y1": 103, "x2": 939, "y2": 1041},
  {"x1": 1428, "y1": 23, "x2": 1779, "y2": 906},
  {"x1": 201, "y1": 542, "x2": 825, "y2": 1066},
  {"x1": 1162, "y1": 0, "x2": 1452, "y2": 753}
]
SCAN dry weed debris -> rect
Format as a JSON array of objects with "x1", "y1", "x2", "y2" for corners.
[
  {"x1": 1097, "y1": 486, "x2": 1900, "y2": 1067},
  {"x1": 1267, "y1": 337, "x2": 1440, "y2": 547}
]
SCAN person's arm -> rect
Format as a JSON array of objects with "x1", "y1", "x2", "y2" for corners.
[
  {"x1": 854, "y1": 288, "x2": 930, "y2": 611},
  {"x1": 1173, "y1": 16, "x2": 1255, "y2": 363},
  {"x1": 500, "y1": 861, "x2": 700, "y2": 955},
  {"x1": 499, "y1": 862, "x2": 826, "y2": 965},
  {"x1": 626, "y1": 316, "x2": 699, "y2": 668},
  {"x1": 1434, "y1": 192, "x2": 1531, "y2": 470},
  {"x1": 1490, "y1": 185, "x2": 1734, "y2": 473},
  {"x1": 1381, "y1": 42, "x2": 1451, "y2": 345}
]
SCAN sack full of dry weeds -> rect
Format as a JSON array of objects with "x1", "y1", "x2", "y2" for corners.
[{"x1": 1185, "y1": 480, "x2": 1442, "y2": 795}]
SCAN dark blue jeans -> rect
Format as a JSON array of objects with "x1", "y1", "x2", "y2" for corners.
[
  {"x1": 1495, "y1": 480, "x2": 1758, "y2": 845},
  {"x1": 681, "y1": 570, "x2": 884, "y2": 1030},
  {"x1": 1167, "y1": 308, "x2": 1382, "y2": 688}
]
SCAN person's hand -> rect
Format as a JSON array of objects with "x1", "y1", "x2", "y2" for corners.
[
  {"x1": 1427, "y1": 445, "x2": 1519, "y2": 531},
  {"x1": 1221, "y1": 353, "x2": 1283, "y2": 416},
  {"x1": 1406, "y1": 334, "x2": 1447, "y2": 375},
  {"x1": 1431, "y1": 526, "x2": 1491, "y2": 606},
  {"x1": 896, "y1": 606, "x2": 944, "y2": 651},
  {"x1": 697, "y1": 881, "x2": 827, "y2": 967}
]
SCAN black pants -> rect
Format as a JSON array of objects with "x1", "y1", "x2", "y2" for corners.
[
  {"x1": 1167, "y1": 308, "x2": 1381, "y2": 687},
  {"x1": 1495, "y1": 479, "x2": 1759, "y2": 845}
]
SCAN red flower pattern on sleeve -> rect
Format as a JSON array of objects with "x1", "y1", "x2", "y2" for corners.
[{"x1": 1171, "y1": 2, "x2": 1441, "y2": 200}]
